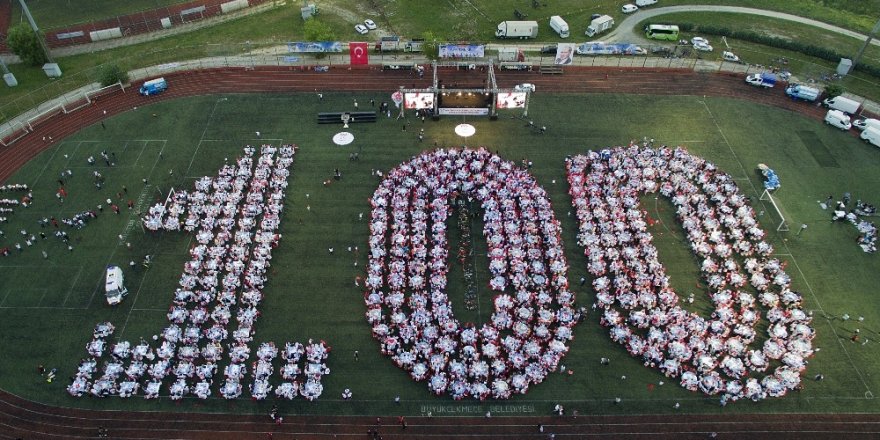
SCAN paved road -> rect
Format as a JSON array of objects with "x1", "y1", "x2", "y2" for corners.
[{"x1": 606, "y1": 5, "x2": 880, "y2": 46}]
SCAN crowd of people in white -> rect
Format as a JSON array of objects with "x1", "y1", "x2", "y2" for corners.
[
  {"x1": 566, "y1": 145, "x2": 815, "y2": 403},
  {"x1": 0, "y1": 183, "x2": 30, "y2": 222},
  {"x1": 68, "y1": 145, "x2": 331, "y2": 400},
  {"x1": 366, "y1": 148, "x2": 577, "y2": 400}
]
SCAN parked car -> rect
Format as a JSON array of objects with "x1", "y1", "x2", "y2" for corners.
[
  {"x1": 635, "y1": 0, "x2": 658, "y2": 6},
  {"x1": 514, "y1": 83, "x2": 536, "y2": 92},
  {"x1": 722, "y1": 51, "x2": 740, "y2": 62},
  {"x1": 364, "y1": 19, "x2": 377, "y2": 30},
  {"x1": 622, "y1": 4, "x2": 639, "y2": 14},
  {"x1": 651, "y1": 46, "x2": 673, "y2": 55},
  {"x1": 541, "y1": 44, "x2": 558, "y2": 54},
  {"x1": 694, "y1": 42, "x2": 713, "y2": 51},
  {"x1": 354, "y1": 24, "x2": 368, "y2": 34},
  {"x1": 692, "y1": 37, "x2": 713, "y2": 52}
]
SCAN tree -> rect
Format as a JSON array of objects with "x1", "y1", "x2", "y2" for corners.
[
  {"x1": 98, "y1": 64, "x2": 129, "y2": 87},
  {"x1": 421, "y1": 31, "x2": 440, "y2": 61},
  {"x1": 824, "y1": 84, "x2": 845, "y2": 99},
  {"x1": 6, "y1": 23, "x2": 48, "y2": 66},
  {"x1": 303, "y1": 19, "x2": 335, "y2": 42}
]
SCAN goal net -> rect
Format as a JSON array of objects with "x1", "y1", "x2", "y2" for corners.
[{"x1": 759, "y1": 189, "x2": 790, "y2": 232}]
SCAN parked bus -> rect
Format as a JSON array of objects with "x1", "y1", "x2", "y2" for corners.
[{"x1": 645, "y1": 24, "x2": 680, "y2": 41}]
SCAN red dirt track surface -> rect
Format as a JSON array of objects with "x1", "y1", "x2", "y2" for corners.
[
  {"x1": 2, "y1": 386, "x2": 880, "y2": 439},
  {"x1": 1, "y1": 66, "x2": 877, "y2": 438}
]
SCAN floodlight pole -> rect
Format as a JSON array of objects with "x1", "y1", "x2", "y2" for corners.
[
  {"x1": 487, "y1": 59, "x2": 497, "y2": 117},
  {"x1": 397, "y1": 86, "x2": 405, "y2": 120},
  {"x1": 17, "y1": 0, "x2": 54, "y2": 63},
  {"x1": 852, "y1": 17, "x2": 880, "y2": 70}
]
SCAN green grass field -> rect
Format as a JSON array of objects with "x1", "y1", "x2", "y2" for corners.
[
  {"x1": 10, "y1": 0, "x2": 192, "y2": 29},
  {"x1": 0, "y1": 92, "x2": 879, "y2": 416}
]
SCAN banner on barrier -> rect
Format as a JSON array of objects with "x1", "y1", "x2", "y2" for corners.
[
  {"x1": 439, "y1": 44, "x2": 485, "y2": 58},
  {"x1": 287, "y1": 41, "x2": 343, "y2": 53},
  {"x1": 438, "y1": 108, "x2": 489, "y2": 116}
]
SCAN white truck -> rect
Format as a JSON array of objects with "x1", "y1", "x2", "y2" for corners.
[
  {"x1": 495, "y1": 21, "x2": 539, "y2": 39},
  {"x1": 745, "y1": 72, "x2": 776, "y2": 88},
  {"x1": 105, "y1": 265, "x2": 128, "y2": 305},
  {"x1": 586, "y1": 15, "x2": 614, "y2": 37},
  {"x1": 822, "y1": 95, "x2": 860, "y2": 115},
  {"x1": 861, "y1": 126, "x2": 880, "y2": 148},
  {"x1": 549, "y1": 16, "x2": 570, "y2": 38},
  {"x1": 785, "y1": 84, "x2": 820, "y2": 102}
]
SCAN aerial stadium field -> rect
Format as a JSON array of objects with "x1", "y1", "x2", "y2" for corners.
[{"x1": 1, "y1": 70, "x2": 879, "y2": 428}]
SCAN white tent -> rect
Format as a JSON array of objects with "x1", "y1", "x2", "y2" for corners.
[{"x1": 105, "y1": 265, "x2": 128, "y2": 305}]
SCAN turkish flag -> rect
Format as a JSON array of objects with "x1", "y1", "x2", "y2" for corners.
[{"x1": 350, "y1": 42, "x2": 369, "y2": 65}]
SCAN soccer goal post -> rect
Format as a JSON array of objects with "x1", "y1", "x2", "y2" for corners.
[{"x1": 760, "y1": 189, "x2": 790, "y2": 232}]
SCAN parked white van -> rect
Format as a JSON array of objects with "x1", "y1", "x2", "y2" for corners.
[
  {"x1": 861, "y1": 127, "x2": 880, "y2": 148},
  {"x1": 824, "y1": 110, "x2": 852, "y2": 131},
  {"x1": 853, "y1": 118, "x2": 880, "y2": 131},
  {"x1": 635, "y1": 0, "x2": 658, "y2": 6}
]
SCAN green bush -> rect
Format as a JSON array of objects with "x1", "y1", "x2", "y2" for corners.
[
  {"x1": 6, "y1": 23, "x2": 48, "y2": 66},
  {"x1": 824, "y1": 84, "x2": 845, "y2": 98},
  {"x1": 98, "y1": 64, "x2": 129, "y2": 87}
]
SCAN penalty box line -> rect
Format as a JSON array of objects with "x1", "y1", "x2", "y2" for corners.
[{"x1": 184, "y1": 138, "x2": 285, "y2": 179}]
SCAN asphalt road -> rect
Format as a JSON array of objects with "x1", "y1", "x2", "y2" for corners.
[{"x1": 606, "y1": 5, "x2": 880, "y2": 46}]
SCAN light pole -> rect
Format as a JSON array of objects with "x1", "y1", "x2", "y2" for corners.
[
  {"x1": 852, "y1": 17, "x2": 880, "y2": 71},
  {"x1": 17, "y1": 0, "x2": 54, "y2": 64}
]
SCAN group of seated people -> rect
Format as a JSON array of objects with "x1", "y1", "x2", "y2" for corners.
[
  {"x1": 62, "y1": 210, "x2": 98, "y2": 229},
  {"x1": 365, "y1": 147, "x2": 578, "y2": 400},
  {"x1": 274, "y1": 340, "x2": 331, "y2": 401},
  {"x1": 831, "y1": 199, "x2": 877, "y2": 254},
  {"x1": 566, "y1": 144, "x2": 815, "y2": 403},
  {"x1": 0, "y1": 184, "x2": 31, "y2": 220},
  {"x1": 70, "y1": 145, "x2": 298, "y2": 400},
  {"x1": 0, "y1": 183, "x2": 28, "y2": 192},
  {"x1": 0, "y1": 184, "x2": 27, "y2": 223}
]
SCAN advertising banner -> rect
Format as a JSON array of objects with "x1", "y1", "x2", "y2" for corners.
[
  {"x1": 438, "y1": 108, "x2": 489, "y2": 116},
  {"x1": 439, "y1": 44, "x2": 485, "y2": 58},
  {"x1": 496, "y1": 92, "x2": 527, "y2": 109},
  {"x1": 287, "y1": 41, "x2": 343, "y2": 53},
  {"x1": 576, "y1": 42, "x2": 646, "y2": 55},
  {"x1": 554, "y1": 43, "x2": 576, "y2": 65},
  {"x1": 404, "y1": 93, "x2": 435, "y2": 109},
  {"x1": 350, "y1": 42, "x2": 369, "y2": 65}
]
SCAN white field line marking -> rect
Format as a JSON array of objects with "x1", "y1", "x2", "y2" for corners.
[
  {"x1": 29, "y1": 141, "x2": 69, "y2": 188},
  {"x1": 86, "y1": 140, "x2": 168, "y2": 309},
  {"x1": 700, "y1": 99, "x2": 873, "y2": 395},
  {"x1": 185, "y1": 99, "x2": 225, "y2": 176},
  {"x1": 118, "y1": 184, "x2": 153, "y2": 244},
  {"x1": 60, "y1": 265, "x2": 84, "y2": 308}
]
